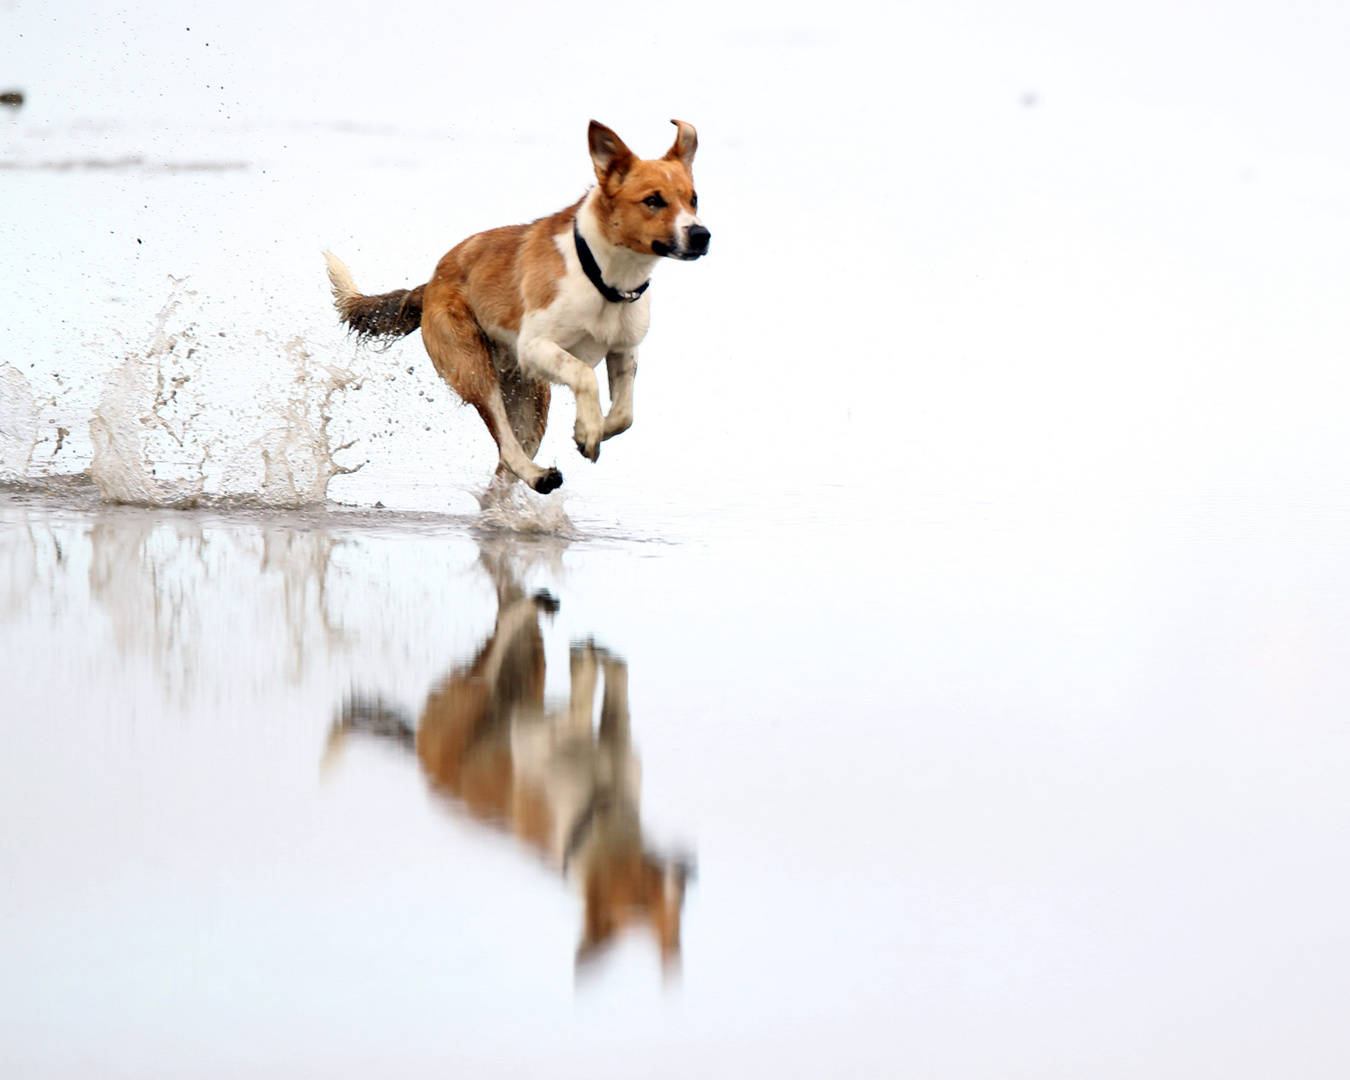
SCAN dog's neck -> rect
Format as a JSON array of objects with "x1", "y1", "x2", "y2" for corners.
[{"x1": 575, "y1": 190, "x2": 660, "y2": 294}]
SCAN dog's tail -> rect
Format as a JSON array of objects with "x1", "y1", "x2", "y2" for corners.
[{"x1": 323, "y1": 250, "x2": 425, "y2": 344}]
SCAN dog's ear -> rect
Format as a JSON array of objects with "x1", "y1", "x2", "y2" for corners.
[
  {"x1": 589, "y1": 121, "x2": 635, "y2": 189},
  {"x1": 664, "y1": 119, "x2": 697, "y2": 170}
]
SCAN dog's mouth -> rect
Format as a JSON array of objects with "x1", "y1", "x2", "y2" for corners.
[{"x1": 652, "y1": 235, "x2": 710, "y2": 260}]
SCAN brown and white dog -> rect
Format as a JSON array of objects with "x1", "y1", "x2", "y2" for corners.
[
  {"x1": 324, "y1": 120, "x2": 709, "y2": 493},
  {"x1": 325, "y1": 540, "x2": 692, "y2": 973}
]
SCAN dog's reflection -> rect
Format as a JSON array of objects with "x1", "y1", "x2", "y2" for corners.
[{"x1": 327, "y1": 542, "x2": 691, "y2": 974}]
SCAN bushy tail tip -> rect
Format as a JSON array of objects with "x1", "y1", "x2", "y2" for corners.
[
  {"x1": 321, "y1": 250, "x2": 425, "y2": 342},
  {"x1": 323, "y1": 249, "x2": 360, "y2": 312}
]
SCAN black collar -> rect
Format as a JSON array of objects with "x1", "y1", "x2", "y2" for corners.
[{"x1": 573, "y1": 219, "x2": 650, "y2": 304}]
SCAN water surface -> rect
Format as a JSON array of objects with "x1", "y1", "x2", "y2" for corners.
[{"x1": 3, "y1": 483, "x2": 1348, "y2": 1078}]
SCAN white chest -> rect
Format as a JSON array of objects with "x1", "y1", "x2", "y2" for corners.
[{"x1": 527, "y1": 274, "x2": 652, "y2": 367}]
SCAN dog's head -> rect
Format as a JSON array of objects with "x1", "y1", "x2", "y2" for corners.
[
  {"x1": 588, "y1": 119, "x2": 710, "y2": 261},
  {"x1": 576, "y1": 845, "x2": 693, "y2": 976}
]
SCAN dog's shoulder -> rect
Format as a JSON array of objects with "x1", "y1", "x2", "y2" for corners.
[{"x1": 517, "y1": 200, "x2": 580, "y2": 312}]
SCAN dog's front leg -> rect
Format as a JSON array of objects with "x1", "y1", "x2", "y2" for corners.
[
  {"x1": 595, "y1": 649, "x2": 630, "y2": 747},
  {"x1": 518, "y1": 337, "x2": 604, "y2": 462},
  {"x1": 602, "y1": 349, "x2": 637, "y2": 440},
  {"x1": 566, "y1": 642, "x2": 600, "y2": 736}
]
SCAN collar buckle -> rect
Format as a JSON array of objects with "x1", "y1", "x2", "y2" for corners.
[{"x1": 573, "y1": 219, "x2": 650, "y2": 304}]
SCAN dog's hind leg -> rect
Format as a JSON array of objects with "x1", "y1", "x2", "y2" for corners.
[
  {"x1": 500, "y1": 363, "x2": 552, "y2": 461},
  {"x1": 474, "y1": 383, "x2": 562, "y2": 494},
  {"x1": 422, "y1": 292, "x2": 562, "y2": 494},
  {"x1": 483, "y1": 357, "x2": 554, "y2": 495}
]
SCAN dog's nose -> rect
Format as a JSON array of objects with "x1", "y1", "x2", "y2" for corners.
[{"x1": 687, "y1": 225, "x2": 711, "y2": 254}]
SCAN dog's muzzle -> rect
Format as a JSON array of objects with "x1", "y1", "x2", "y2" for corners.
[{"x1": 654, "y1": 224, "x2": 712, "y2": 260}]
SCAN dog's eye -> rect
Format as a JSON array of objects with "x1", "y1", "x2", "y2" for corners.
[
  {"x1": 690, "y1": 192, "x2": 698, "y2": 209},
  {"x1": 642, "y1": 194, "x2": 667, "y2": 209}
]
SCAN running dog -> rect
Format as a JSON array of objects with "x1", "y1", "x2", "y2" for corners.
[
  {"x1": 325, "y1": 541, "x2": 693, "y2": 973},
  {"x1": 324, "y1": 120, "x2": 710, "y2": 493}
]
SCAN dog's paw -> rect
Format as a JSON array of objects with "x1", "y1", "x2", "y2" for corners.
[
  {"x1": 532, "y1": 588, "x2": 561, "y2": 614},
  {"x1": 573, "y1": 417, "x2": 602, "y2": 463},
  {"x1": 532, "y1": 467, "x2": 564, "y2": 494},
  {"x1": 574, "y1": 437, "x2": 600, "y2": 462}
]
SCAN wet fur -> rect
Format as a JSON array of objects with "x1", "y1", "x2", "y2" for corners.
[{"x1": 334, "y1": 283, "x2": 425, "y2": 345}]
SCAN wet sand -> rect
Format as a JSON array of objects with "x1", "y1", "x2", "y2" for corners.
[{"x1": 4, "y1": 483, "x2": 1349, "y2": 1078}]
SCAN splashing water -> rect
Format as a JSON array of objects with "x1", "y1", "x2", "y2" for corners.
[
  {"x1": 0, "y1": 364, "x2": 40, "y2": 480},
  {"x1": 71, "y1": 279, "x2": 365, "y2": 508},
  {"x1": 249, "y1": 337, "x2": 362, "y2": 507},
  {"x1": 5, "y1": 276, "x2": 583, "y2": 522},
  {"x1": 474, "y1": 479, "x2": 575, "y2": 536}
]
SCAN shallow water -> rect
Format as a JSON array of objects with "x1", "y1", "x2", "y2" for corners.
[
  {"x1": 7, "y1": 1, "x2": 1350, "y2": 1073},
  {"x1": 4, "y1": 482, "x2": 1349, "y2": 1078}
]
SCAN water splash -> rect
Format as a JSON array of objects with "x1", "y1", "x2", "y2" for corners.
[
  {"x1": 0, "y1": 364, "x2": 40, "y2": 480},
  {"x1": 10, "y1": 276, "x2": 556, "y2": 515},
  {"x1": 475, "y1": 479, "x2": 575, "y2": 536},
  {"x1": 249, "y1": 337, "x2": 362, "y2": 506},
  {"x1": 81, "y1": 279, "x2": 364, "y2": 508},
  {"x1": 87, "y1": 323, "x2": 203, "y2": 506}
]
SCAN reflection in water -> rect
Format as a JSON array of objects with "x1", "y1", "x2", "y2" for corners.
[
  {"x1": 328, "y1": 537, "x2": 693, "y2": 976},
  {"x1": 86, "y1": 514, "x2": 345, "y2": 691},
  {"x1": 0, "y1": 500, "x2": 352, "y2": 699}
]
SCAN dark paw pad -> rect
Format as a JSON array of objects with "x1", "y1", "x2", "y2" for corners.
[
  {"x1": 532, "y1": 589, "x2": 561, "y2": 614},
  {"x1": 533, "y1": 469, "x2": 564, "y2": 494}
]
